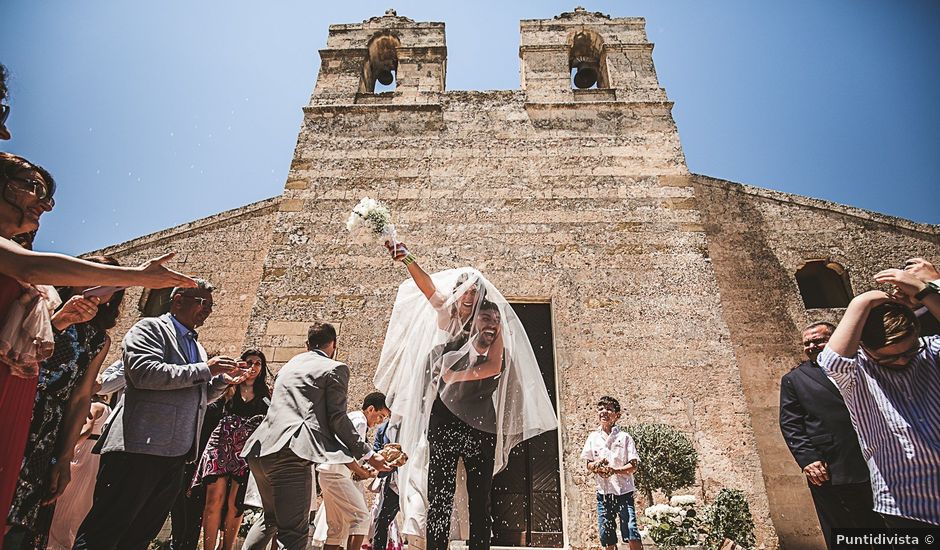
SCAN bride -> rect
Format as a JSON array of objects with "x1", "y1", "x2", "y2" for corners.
[{"x1": 374, "y1": 243, "x2": 557, "y2": 550}]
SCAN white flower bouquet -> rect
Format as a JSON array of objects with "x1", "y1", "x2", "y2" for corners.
[
  {"x1": 346, "y1": 197, "x2": 397, "y2": 246},
  {"x1": 642, "y1": 495, "x2": 704, "y2": 550}
]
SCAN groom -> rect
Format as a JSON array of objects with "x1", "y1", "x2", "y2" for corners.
[{"x1": 241, "y1": 322, "x2": 390, "y2": 550}]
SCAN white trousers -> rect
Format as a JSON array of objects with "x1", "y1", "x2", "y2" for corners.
[{"x1": 312, "y1": 471, "x2": 370, "y2": 545}]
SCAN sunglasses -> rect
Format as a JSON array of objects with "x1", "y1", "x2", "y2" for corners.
[
  {"x1": 8, "y1": 177, "x2": 55, "y2": 207},
  {"x1": 179, "y1": 295, "x2": 214, "y2": 309},
  {"x1": 0, "y1": 104, "x2": 9, "y2": 126},
  {"x1": 862, "y1": 341, "x2": 925, "y2": 365}
]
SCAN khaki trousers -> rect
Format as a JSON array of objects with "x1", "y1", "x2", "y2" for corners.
[{"x1": 312, "y1": 470, "x2": 370, "y2": 545}]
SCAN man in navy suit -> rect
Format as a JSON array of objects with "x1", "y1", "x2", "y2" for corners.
[{"x1": 779, "y1": 322, "x2": 883, "y2": 548}]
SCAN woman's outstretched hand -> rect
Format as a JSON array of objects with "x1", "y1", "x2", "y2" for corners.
[{"x1": 135, "y1": 253, "x2": 197, "y2": 289}]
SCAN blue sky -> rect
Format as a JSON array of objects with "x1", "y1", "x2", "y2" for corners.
[{"x1": 2, "y1": 0, "x2": 938, "y2": 255}]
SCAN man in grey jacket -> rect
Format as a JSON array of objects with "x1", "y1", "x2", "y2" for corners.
[
  {"x1": 241, "y1": 322, "x2": 390, "y2": 550},
  {"x1": 74, "y1": 280, "x2": 243, "y2": 550}
]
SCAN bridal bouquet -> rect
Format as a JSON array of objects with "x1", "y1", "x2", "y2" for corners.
[{"x1": 346, "y1": 197, "x2": 397, "y2": 246}]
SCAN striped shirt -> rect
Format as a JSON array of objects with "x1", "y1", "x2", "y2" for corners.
[{"x1": 818, "y1": 336, "x2": 940, "y2": 525}]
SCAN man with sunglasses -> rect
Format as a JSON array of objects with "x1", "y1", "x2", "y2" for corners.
[
  {"x1": 779, "y1": 322, "x2": 883, "y2": 548},
  {"x1": 818, "y1": 259, "x2": 940, "y2": 529},
  {"x1": 75, "y1": 279, "x2": 248, "y2": 549}
]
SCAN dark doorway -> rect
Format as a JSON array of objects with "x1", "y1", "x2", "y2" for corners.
[{"x1": 490, "y1": 303, "x2": 564, "y2": 547}]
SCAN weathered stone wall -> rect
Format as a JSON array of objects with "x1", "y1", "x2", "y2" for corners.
[
  {"x1": 246, "y1": 19, "x2": 777, "y2": 541},
  {"x1": 78, "y1": 10, "x2": 940, "y2": 550},
  {"x1": 86, "y1": 197, "x2": 280, "y2": 366},
  {"x1": 694, "y1": 174, "x2": 940, "y2": 549}
]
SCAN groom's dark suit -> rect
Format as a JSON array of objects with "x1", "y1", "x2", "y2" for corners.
[
  {"x1": 779, "y1": 359, "x2": 883, "y2": 548},
  {"x1": 426, "y1": 337, "x2": 503, "y2": 550}
]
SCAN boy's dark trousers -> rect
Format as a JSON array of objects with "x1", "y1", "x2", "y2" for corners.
[{"x1": 372, "y1": 479, "x2": 401, "y2": 550}]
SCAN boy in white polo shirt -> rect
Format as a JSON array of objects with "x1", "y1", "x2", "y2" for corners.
[
  {"x1": 313, "y1": 392, "x2": 391, "y2": 550},
  {"x1": 580, "y1": 396, "x2": 641, "y2": 550}
]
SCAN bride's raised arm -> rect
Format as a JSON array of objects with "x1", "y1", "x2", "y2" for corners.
[
  {"x1": 386, "y1": 242, "x2": 466, "y2": 332},
  {"x1": 385, "y1": 242, "x2": 438, "y2": 302}
]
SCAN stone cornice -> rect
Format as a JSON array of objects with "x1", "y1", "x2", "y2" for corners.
[
  {"x1": 693, "y1": 174, "x2": 940, "y2": 237},
  {"x1": 83, "y1": 196, "x2": 282, "y2": 257}
]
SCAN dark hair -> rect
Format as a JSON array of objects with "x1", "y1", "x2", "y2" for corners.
[
  {"x1": 241, "y1": 348, "x2": 271, "y2": 400},
  {"x1": 0, "y1": 63, "x2": 8, "y2": 103},
  {"x1": 0, "y1": 152, "x2": 56, "y2": 199},
  {"x1": 307, "y1": 322, "x2": 337, "y2": 350},
  {"x1": 803, "y1": 321, "x2": 836, "y2": 334},
  {"x1": 597, "y1": 395, "x2": 621, "y2": 413},
  {"x1": 56, "y1": 256, "x2": 125, "y2": 331},
  {"x1": 362, "y1": 391, "x2": 388, "y2": 411},
  {"x1": 479, "y1": 300, "x2": 499, "y2": 315},
  {"x1": 861, "y1": 302, "x2": 919, "y2": 350}
]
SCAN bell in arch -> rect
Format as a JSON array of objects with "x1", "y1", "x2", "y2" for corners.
[
  {"x1": 376, "y1": 68, "x2": 395, "y2": 86},
  {"x1": 572, "y1": 57, "x2": 600, "y2": 89}
]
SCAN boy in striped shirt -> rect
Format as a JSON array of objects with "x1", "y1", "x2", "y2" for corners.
[{"x1": 818, "y1": 259, "x2": 940, "y2": 528}]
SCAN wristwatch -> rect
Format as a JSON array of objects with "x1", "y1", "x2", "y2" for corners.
[{"x1": 914, "y1": 280, "x2": 940, "y2": 301}]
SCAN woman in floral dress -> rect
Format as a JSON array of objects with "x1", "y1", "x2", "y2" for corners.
[
  {"x1": 193, "y1": 349, "x2": 270, "y2": 550},
  {"x1": 4, "y1": 257, "x2": 124, "y2": 550}
]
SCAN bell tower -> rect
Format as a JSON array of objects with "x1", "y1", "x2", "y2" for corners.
[
  {"x1": 310, "y1": 9, "x2": 446, "y2": 107},
  {"x1": 519, "y1": 7, "x2": 668, "y2": 104}
]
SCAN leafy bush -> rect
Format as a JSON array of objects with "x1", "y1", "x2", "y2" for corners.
[
  {"x1": 626, "y1": 423, "x2": 698, "y2": 504},
  {"x1": 702, "y1": 489, "x2": 756, "y2": 549}
]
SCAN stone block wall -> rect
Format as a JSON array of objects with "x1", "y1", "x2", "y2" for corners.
[
  {"x1": 694, "y1": 174, "x2": 940, "y2": 548},
  {"x1": 86, "y1": 197, "x2": 280, "y2": 366},
  {"x1": 75, "y1": 11, "x2": 940, "y2": 550},
  {"x1": 244, "y1": 85, "x2": 777, "y2": 548}
]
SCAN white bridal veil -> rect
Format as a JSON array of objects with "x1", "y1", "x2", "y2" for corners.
[{"x1": 374, "y1": 267, "x2": 557, "y2": 537}]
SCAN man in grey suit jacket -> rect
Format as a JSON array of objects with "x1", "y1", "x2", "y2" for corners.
[
  {"x1": 241, "y1": 322, "x2": 390, "y2": 550},
  {"x1": 74, "y1": 280, "x2": 243, "y2": 550}
]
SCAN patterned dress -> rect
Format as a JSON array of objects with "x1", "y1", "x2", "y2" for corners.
[
  {"x1": 191, "y1": 392, "x2": 267, "y2": 514},
  {"x1": 6, "y1": 322, "x2": 107, "y2": 550}
]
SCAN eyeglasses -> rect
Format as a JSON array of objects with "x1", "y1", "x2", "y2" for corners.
[
  {"x1": 8, "y1": 177, "x2": 55, "y2": 207},
  {"x1": 863, "y1": 341, "x2": 925, "y2": 365},
  {"x1": 180, "y1": 295, "x2": 213, "y2": 309},
  {"x1": 0, "y1": 105, "x2": 9, "y2": 126}
]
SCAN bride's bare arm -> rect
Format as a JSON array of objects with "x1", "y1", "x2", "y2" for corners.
[{"x1": 386, "y1": 242, "x2": 438, "y2": 301}]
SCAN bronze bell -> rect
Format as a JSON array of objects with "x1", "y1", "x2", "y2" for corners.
[
  {"x1": 573, "y1": 59, "x2": 599, "y2": 89},
  {"x1": 376, "y1": 69, "x2": 395, "y2": 86}
]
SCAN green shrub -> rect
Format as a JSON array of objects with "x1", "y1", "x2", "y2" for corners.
[
  {"x1": 702, "y1": 488, "x2": 756, "y2": 549},
  {"x1": 626, "y1": 423, "x2": 698, "y2": 504}
]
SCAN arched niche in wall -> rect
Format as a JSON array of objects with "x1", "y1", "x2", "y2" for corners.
[
  {"x1": 362, "y1": 33, "x2": 401, "y2": 93},
  {"x1": 795, "y1": 260, "x2": 853, "y2": 309},
  {"x1": 569, "y1": 29, "x2": 608, "y2": 90}
]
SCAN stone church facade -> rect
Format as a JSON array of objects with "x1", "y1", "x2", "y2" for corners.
[{"x1": 90, "y1": 8, "x2": 940, "y2": 549}]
